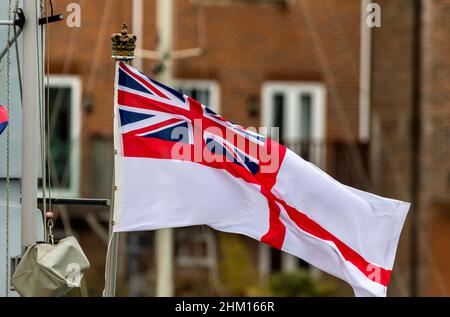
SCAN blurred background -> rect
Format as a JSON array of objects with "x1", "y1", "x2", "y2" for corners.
[{"x1": 22, "y1": 0, "x2": 450, "y2": 296}]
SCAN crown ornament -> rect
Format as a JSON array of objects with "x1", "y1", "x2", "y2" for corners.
[{"x1": 111, "y1": 23, "x2": 136, "y2": 61}]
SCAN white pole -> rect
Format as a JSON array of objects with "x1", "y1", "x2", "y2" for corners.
[
  {"x1": 21, "y1": 0, "x2": 39, "y2": 250},
  {"x1": 132, "y1": 0, "x2": 143, "y2": 70},
  {"x1": 155, "y1": 0, "x2": 174, "y2": 297},
  {"x1": 359, "y1": 0, "x2": 372, "y2": 143},
  {"x1": 127, "y1": 0, "x2": 144, "y2": 296}
]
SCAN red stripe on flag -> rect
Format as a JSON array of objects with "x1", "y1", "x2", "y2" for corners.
[
  {"x1": 260, "y1": 187, "x2": 286, "y2": 249},
  {"x1": 117, "y1": 90, "x2": 190, "y2": 117},
  {"x1": 274, "y1": 197, "x2": 391, "y2": 286}
]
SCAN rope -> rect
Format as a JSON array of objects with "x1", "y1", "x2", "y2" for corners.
[
  {"x1": 12, "y1": 11, "x2": 22, "y2": 101},
  {"x1": 103, "y1": 231, "x2": 117, "y2": 297},
  {"x1": 45, "y1": 0, "x2": 54, "y2": 243},
  {"x1": 43, "y1": 0, "x2": 87, "y2": 240},
  {"x1": 36, "y1": 0, "x2": 54, "y2": 244},
  {"x1": 3, "y1": 0, "x2": 19, "y2": 297},
  {"x1": 37, "y1": 0, "x2": 47, "y2": 241},
  {"x1": 5, "y1": 0, "x2": 12, "y2": 297}
]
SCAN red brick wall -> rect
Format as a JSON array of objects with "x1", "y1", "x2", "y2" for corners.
[
  {"x1": 173, "y1": 0, "x2": 361, "y2": 140},
  {"x1": 370, "y1": 0, "x2": 415, "y2": 296},
  {"x1": 372, "y1": 0, "x2": 450, "y2": 296},
  {"x1": 422, "y1": 0, "x2": 450, "y2": 296}
]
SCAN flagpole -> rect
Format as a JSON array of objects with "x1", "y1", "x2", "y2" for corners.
[
  {"x1": 359, "y1": 0, "x2": 372, "y2": 143},
  {"x1": 105, "y1": 23, "x2": 137, "y2": 297},
  {"x1": 155, "y1": 0, "x2": 174, "y2": 297},
  {"x1": 21, "y1": 0, "x2": 39, "y2": 250},
  {"x1": 127, "y1": 0, "x2": 143, "y2": 296}
]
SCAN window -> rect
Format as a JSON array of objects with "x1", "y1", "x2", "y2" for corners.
[
  {"x1": 42, "y1": 76, "x2": 82, "y2": 197},
  {"x1": 262, "y1": 82, "x2": 326, "y2": 167},
  {"x1": 261, "y1": 82, "x2": 326, "y2": 275},
  {"x1": 173, "y1": 80, "x2": 220, "y2": 113}
]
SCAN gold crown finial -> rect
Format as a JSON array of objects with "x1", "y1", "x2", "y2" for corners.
[{"x1": 111, "y1": 23, "x2": 136, "y2": 61}]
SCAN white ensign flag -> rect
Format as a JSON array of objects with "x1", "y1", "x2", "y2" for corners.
[{"x1": 112, "y1": 62, "x2": 410, "y2": 297}]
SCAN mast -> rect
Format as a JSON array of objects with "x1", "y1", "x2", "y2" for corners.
[
  {"x1": 106, "y1": 23, "x2": 137, "y2": 297},
  {"x1": 127, "y1": 0, "x2": 143, "y2": 296},
  {"x1": 106, "y1": 0, "x2": 176, "y2": 297},
  {"x1": 132, "y1": 0, "x2": 143, "y2": 70},
  {"x1": 21, "y1": 0, "x2": 39, "y2": 250},
  {"x1": 155, "y1": 0, "x2": 174, "y2": 297},
  {"x1": 359, "y1": 0, "x2": 372, "y2": 143}
]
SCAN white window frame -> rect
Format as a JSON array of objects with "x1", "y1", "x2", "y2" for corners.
[
  {"x1": 261, "y1": 81, "x2": 326, "y2": 142},
  {"x1": 42, "y1": 75, "x2": 82, "y2": 198},
  {"x1": 173, "y1": 79, "x2": 220, "y2": 113},
  {"x1": 262, "y1": 82, "x2": 327, "y2": 168}
]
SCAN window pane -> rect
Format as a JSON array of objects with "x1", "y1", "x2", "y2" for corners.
[
  {"x1": 272, "y1": 93, "x2": 284, "y2": 143},
  {"x1": 299, "y1": 93, "x2": 312, "y2": 140},
  {"x1": 176, "y1": 87, "x2": 211, "y2": 106},
  {"x1": 190, "y1": 88, "x2": 198, "y2": 101},
  {"x1": 47, "y1": 87, "x2": 72, "y2": 190},
  {"x1": 202, "y1": 90, "x2": 211, "y2": 106}
]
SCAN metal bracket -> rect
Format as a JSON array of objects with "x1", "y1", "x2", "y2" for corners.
[
  {"x1": 0, "y1": 8, "x2": 25, "y2": 63},
  {"x1": 37, "y1": 197, "x2": 111, "y2": 207},
  {"x1": 38, "y1": 14, "x2": 64, "y2": 25},
  {"x1": 135, "y1": 47, "x2": 205, "y2": 61},
  {"x1": 0, "y1": 8, "x2": 25, "y2": 28},
  {"x1": 0, "y1": 28, "x2": 23, "y2": 62},
  {"x1": 136, "y1": 47, "x2": 205, "y2": 74}
]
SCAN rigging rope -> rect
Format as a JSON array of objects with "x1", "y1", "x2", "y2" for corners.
[
  {"x1": 12, "y1": 11, "x2": 21, "y2": 101},
  {"x1": 5, "y1": 0, "x2": 12, "y2": 298},
  {"x1": 4, "y1": 0, "x2": 19, "y2": 297},
  {"x1": 45, "y1": 0, "x2": 54, "y2": 244},
  {"x1": 37, "y1": 0, "x2": 54, "y2": 244},
  {"x1": 38, "y1": 0, "x2": 47, "y2": 241}
]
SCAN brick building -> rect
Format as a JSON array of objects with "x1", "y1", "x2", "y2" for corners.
[{"x1": 45, "y1": 0, "x2": 449, "y2": 296}]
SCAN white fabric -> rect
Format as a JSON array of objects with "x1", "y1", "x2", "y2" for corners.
[
  {"x1": 113, "y1": 150, "x2": 409, "y2": 297},
  {"x1": 274, "y1": 150, "x2": 409, "y2": 270},
  {"x1": 114, "y1": 158, "x2": 270, "y2": 234}
]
